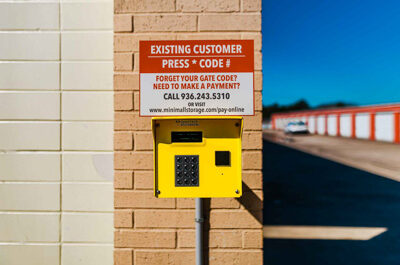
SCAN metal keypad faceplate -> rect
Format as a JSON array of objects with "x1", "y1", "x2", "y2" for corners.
[{"x1": 175, "y1": 155, "x2": 199, "y2": 187}]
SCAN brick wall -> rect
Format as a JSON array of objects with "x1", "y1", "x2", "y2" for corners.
[
  {"x1": 0, "y1": 1, "x2": 114, "y2": 264},
  {"x1": 114, "y1": 0, "x2": 263, "y2": 264}
]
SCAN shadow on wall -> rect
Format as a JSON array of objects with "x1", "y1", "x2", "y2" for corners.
[
  {"x1": 199, "y1": 184, "x2": 263, "y2": 265},
  {"x1": 237, "y1": 182, "x2": 263, "y2": 224}
]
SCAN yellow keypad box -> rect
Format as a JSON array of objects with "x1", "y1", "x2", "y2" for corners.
[{"x1": 152, "y1": 116, "x2": 243, "y2": 198}]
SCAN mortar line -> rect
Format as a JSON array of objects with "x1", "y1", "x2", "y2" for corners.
[{"x1": 58, "y1": 1, "x2": 63, "y2": 264}]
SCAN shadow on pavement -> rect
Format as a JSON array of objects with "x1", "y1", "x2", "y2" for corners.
[{"x1": 263, "y1": 140, "x2": 400, "y2": 265}]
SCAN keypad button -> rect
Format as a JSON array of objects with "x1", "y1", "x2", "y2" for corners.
[{"x1": 175, "y1": 155, "x2": 199, "y2": 187}]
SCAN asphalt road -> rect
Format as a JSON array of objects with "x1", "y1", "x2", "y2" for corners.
[
  {"x1": 262, "y1": 139, "x2": 400, "y2": 265},
  {"x1": 264, "y1": 130, "x2": 400, "y2": 182}
]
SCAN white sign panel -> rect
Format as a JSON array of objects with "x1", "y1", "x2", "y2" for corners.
[{"x1": 139, "y1": 40, "x2": 254, "y2": 116}]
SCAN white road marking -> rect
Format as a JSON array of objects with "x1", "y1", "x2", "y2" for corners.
[{"x1": 264, "y1": 226, "x2": 387, "y2": 240}]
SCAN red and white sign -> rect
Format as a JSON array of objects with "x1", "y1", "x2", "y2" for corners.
[{"x1": 139, "y1": 40, "x2": 254, "y2": 116}]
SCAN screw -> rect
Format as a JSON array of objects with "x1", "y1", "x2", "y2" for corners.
[
  {"x1": 155, "y1": 123, "x2": 160, "y2": 127},
  {"x1": 156, "y1": 190, "x2": 161, "y2": 195},
  {"x1": 235, "y1": 189, "x2": 240, "y2": 194},
  {"x1": 235, "y1": 122, "x2": 240, "y2": 127}
]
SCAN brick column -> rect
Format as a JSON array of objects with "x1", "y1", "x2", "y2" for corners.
[
  {"x1": 336, "y1": 114, "x2": 341, "y2": 136},
  {"x1": 314, "y1": 116, "x2": 318, "y2": 134},
  {"x1": 370, "y1": 112, "x2": 375, "y2": 141},
  {"x1": 271, "y1": 116, "x2": 276, "y2": 130},
  {"x1": 113, "y1": 1, "x2": 263, "y2": 265},
  {"x1": 351, "y1": 113, "x2": 356, "y2": 138},
  {"x1": 394, "y1": 112, "x2": 400, "y2": 144},
  {"x1": 324, "y1": 115, "x2": 328, "y2": 135}
]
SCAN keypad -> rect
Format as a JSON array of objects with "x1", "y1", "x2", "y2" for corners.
[{"x1": 175, "y1": 155, "x2": 199, "y2": 187}]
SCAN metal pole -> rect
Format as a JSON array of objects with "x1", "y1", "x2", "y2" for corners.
[{"x1": 195, "y1": 198, "x2": 203, "y2": 265}]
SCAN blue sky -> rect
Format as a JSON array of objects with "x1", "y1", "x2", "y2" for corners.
[{"x1": 262, "y1": 0, "x2": 400, "y2": 107}]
